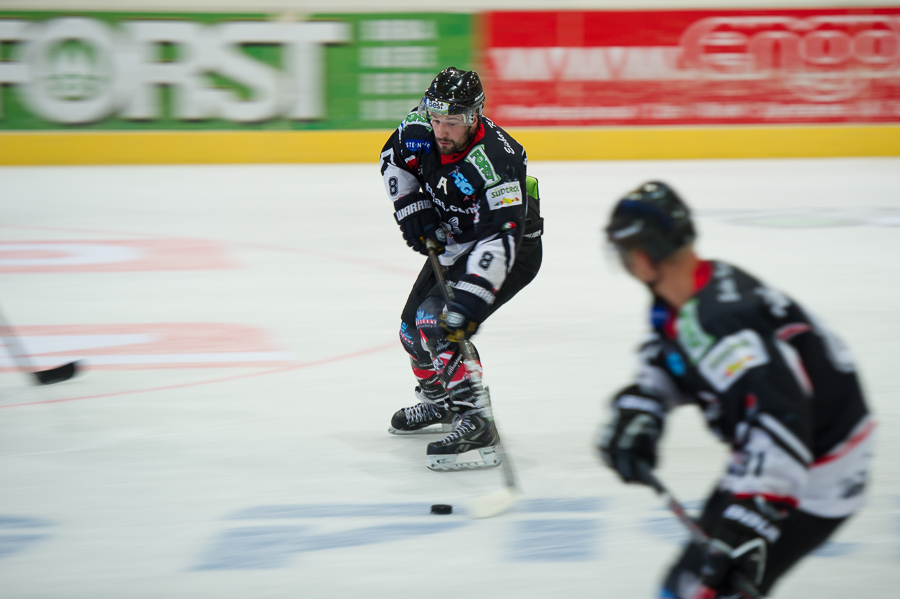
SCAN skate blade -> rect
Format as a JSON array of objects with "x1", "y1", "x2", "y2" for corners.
[
  {"x1": 425, "y1": 446, "x2": 501, "y2": 471},
  {"x1": 388, "y1": 422, "x2": 455, "y2": 435},
  {"x1": 467, "y1": 486, "x2": 519, "y2": 519}
]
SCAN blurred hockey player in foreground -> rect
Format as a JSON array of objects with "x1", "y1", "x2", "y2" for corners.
[
  {"x1": 597, "y1": 181, "x2": 873, "y2": 598},
  {"x1": 379, "y1": 67, "x2": 543, "y2": 471}
]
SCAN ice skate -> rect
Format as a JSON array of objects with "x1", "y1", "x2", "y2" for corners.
[
  {"x1": 388, "y1": 386, "x2": 457, "y2": 435},
  {"x1": 425, "y1": 410, "x2": 501, "y2": 471}
]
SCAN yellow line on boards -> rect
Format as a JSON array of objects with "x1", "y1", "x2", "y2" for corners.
[{"x1": 1, "y1": 125, "x2": 898, "y2": 165}]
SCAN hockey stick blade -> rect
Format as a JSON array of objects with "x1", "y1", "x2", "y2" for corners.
[
  {"x1": 33, "y1": 360, "x2": 80, "y2": 385},
  {"x1": 0, "y1": 304, "x2": 81, "y2": 386},
  {"x1": 467, "y1": 485, "x2": 519, "y2": 519}
]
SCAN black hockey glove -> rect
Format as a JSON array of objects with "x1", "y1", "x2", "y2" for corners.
[
  {"x1": 393, "y1": 192, "x2": 443, "y2": 255},
  {"x1": 699, "y1": 496, "x2": 790, "y2": 598},
  {"x1": 440, "y1": 280, "x2": 492, "y2": 343},
  {"x1": 597, "y1": 385, "x2": 665, "y2": 485}
]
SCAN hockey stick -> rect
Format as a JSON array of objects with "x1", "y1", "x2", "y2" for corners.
[
  {"x1": 636, "y1": 464, "x2": 761, "y2": 599},
  {"x1": 0, "y1": 304, "x2": 80, "y2": 385},
  {"x1": 425, "y1": 239, "x2": 519, "y2": 519}
]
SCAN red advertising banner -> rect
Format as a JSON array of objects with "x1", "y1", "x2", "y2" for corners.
[{"x1": 482, "y1": 8, "x2": 900, "y2": 126}]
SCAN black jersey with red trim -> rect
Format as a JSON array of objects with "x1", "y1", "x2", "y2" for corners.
[
  {"x1": 380, "y1": 110, "x2": 530, "y2": 305},
  {"x1": 632, "y1": 260, "x2": 870, "y2": 508}
]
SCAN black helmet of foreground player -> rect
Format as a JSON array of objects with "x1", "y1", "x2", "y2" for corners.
[
  {"x1": 419, "y1": 67, "x2": 485, "y2": 125},
  {"x1": 605, "y1": 181, "x2": 696, "y2": 263}
]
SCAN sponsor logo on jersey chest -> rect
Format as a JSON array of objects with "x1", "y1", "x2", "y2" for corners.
[
  {"x1": 451, "y1": 170, "x2": 474, "y2": 195},
  {"x1": 699, "y1": 329, "x2": 769, "y2": 392},
  {"x1": 487, "y1": 181, "x2": 522, "y2": 210},
  {"x1": 465, "y1": 146, "x2": 501, "y2": 186},
  {"x1": 404, "y1": 139, "x2": 432, "y2": 153},
  {"x1": 675, "y1": 300, "x2": 715, "y2": 363},
  {"x1": 666, "y1": 351, "x2": 686, "y2": 376}
]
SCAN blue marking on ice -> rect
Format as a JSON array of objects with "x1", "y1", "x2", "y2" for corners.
[
  {"x1": 509, "y1": 519, "x2": 601, "y2": 561},
  {"x1": 516, "y1": 497, "x2": 606, "y2": 513},
  {"x1": 0, "y1": 534, "x2": 50, "y2": 559},
  {"x1": 226, "y1": 503, "x2": 439, "y2": 519},
  {"x1": 642, "y1": 514, "x2": 690, "y2": 544},
  {"x1": 0, "y1": 516, "x2": 53, "y2": 560},
  {"x1": 194, "y1": 522, "x2": 466, "y2": 570},
  {"x1": 0, "y1": 516, "x2": 53, "y2": 528}
]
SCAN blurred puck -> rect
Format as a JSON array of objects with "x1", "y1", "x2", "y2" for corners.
[{"x1": 430, "y1": 504, "x2": 452, "y2": 515}]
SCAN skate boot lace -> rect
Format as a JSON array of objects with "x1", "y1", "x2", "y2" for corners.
[
  {"x1": 440, "y1": 417, "x2": 476, "y2": 444},
  {"x1": 403, "y1": 402, "x2": 443, "y2": 424}
]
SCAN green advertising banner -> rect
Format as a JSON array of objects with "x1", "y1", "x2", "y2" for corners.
[{"x1": 0, "y1": 11, "x2": 473, "y2": 130}]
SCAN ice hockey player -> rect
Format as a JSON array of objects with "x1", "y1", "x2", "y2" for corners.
[
  {"x1": 379, "y1": 67, "x2": 543, "y2": 471},
  {"x1": 597, "y1": 181, "x2": 873, "y2": 598}
]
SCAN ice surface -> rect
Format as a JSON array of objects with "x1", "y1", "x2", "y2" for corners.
[{"x1": 1, "y1": 158, "x2": 898, "y2": 598}]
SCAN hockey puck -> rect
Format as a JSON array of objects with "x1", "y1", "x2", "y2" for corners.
[{"x1": 430, "y1": 504, "x2": 452, "y2": 515}]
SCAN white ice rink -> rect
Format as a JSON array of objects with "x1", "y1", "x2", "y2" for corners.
[{"x1": 1, "y1": 157, "x2": 899, "y2": 598}]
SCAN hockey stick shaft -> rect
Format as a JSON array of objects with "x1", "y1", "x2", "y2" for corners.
[
  {"x1": 640, "y1": 468, "x2": 711, "y2": 546},
  {"x1": 637, "y1": 464, "x2": 761, "y2": 599},
  {"x1": 0, "y1": 304, "x2": 79, "y2": 385},
  {"x1": 425, "y1": 240, "x2": 517, "y2": 490}
]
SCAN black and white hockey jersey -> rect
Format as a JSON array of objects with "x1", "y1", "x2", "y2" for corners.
[
  {"x1": 380, "y1": 110, "x2": 538, "y2": 305},
  {"x1": 632, "y1": 260, "x2": 873, "y2": 518}
]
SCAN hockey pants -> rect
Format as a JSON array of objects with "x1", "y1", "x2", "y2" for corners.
[
  {"x1": 398, "y1": 237, "x2": 542, "y2": 410},
  {"x1": 661, "y1": 488, "x2": 849, "y2": 598}
]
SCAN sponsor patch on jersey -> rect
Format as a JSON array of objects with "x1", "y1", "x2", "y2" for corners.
[
  {"x1": 486, "y1": 181, "x2": 522, "y2": 210},
  {"x1": 676, "y1": 300, "x2": 715, "y2": 363},
  {"x1": 404, "y1": 111, "x2": 430, "y2": 125},
  {"x1": 465, "y1": 145, "x2": 502, "y2": 186},
  {"x1": 450, "y1": 170, "x2": 474, "y2": 195},
  {"x1": 698, "y1": 329, "x2": 770, "y2": 392},
  {"x1": 405, "y1": 139, "x2": 432, "y2": 153},
  {"x1": 666, "y1": 351, "x2": 686, "y2": 376}
]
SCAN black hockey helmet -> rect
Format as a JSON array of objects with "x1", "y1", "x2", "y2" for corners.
[
  {"x1": 419, "y1": 67, "x2": 485, "y2": 125},
  {"x1": 605, "y1": 181, "x2": 696, "y2": 263}
]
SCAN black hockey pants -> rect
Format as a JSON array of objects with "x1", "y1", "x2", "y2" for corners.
[
  {"x1": 397, "y1": 235, "x2": 542, "y2": 406},
  {"x1": 661, "y1": 488, "x2": 849, "y2": 598}
]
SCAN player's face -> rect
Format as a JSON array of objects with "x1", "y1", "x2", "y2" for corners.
[{"x1": 430, "y1": 113, "x2": 476, "y2": 155}]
